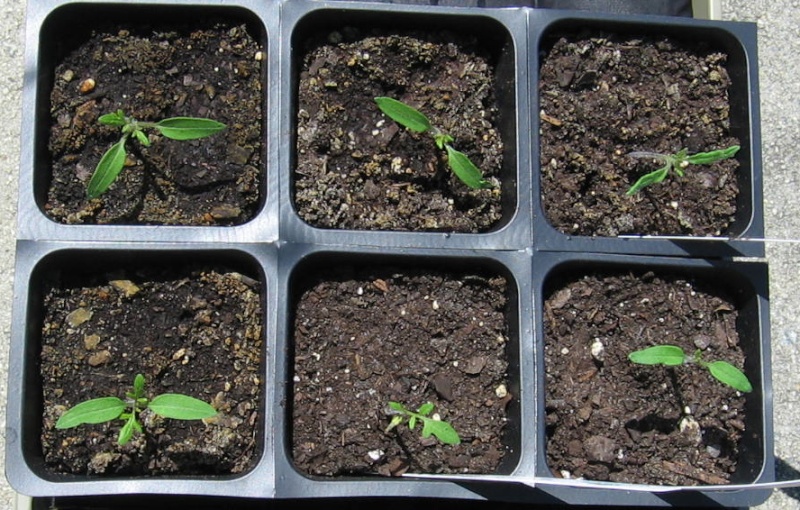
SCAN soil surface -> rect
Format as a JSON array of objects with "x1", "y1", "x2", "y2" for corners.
[
  {"x1": 539, "y1": 33, "x2": 741, "y2": 236},
  {"x1": 544, "y1": 270, "x2": 749, "y2": 485},
  {"x1": 40, "y1": 265, "x2": 263, "y2": 476},
  {"x1": 295, "y1": 28, "x2": 505, "y2": 232},
  {"x1": 46, "y1": 21, "x2": 263, "y2": 225},
  {"x1": 292, "y1": 266, "x2": 512, "y2": 476}
]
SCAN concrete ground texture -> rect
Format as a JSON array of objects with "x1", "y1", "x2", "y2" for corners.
[{"x1": 0, "y1": 0, "x2": 798, "y2": 508}]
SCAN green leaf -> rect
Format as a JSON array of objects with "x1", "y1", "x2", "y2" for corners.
[
  {"x1": 55, "y1": 397, "x2": 126, "y2": 429},
  {"x1": 417, "y1": 402, "x2": 435, "y2": 417},
  {"x1": 409, "y1": 416, "x2": 417, "y2": 430},
  {"x1": 374, "y1": 97, "x2": 431, "y2": 133},
  {"x1": 420, "y1": 417, "x2": 461, "y2": 445},
  {"x1": 445, "y1": 145, "x2": 492, "y2": 189},
  {"x1": 686, "y1": 145, "x2": 740, "y2": 165},
  {"x1": 98, "y1": 110, "x2": 126, "y2": 127},
  {"x1": 134, "y1": 129, "x2": 151, "y2": 147},
  {"x1": 626, "y1": 166, "x2": 670, "y2": 195},
  {"x1": 388, "y1": 401, "x2": 405, "y2": 412},
  {"x1": 148, "y1": 394, "x2": 217, "y2": 420},
  {"x1": 628, "y1": 345, "x2": 686, "y2": 366},
  {"x1": 434, "y1": 132, "x2": 454, "y2": 150},
  {"x1": 118, "y1": 414, "x2": 138, "y2": 445},
  {"x1": 133, "y1": 374, "x2": 145, "y2": 398},
  {"x1": 707, "y1": 361, "x2": 753, "y2": 393},
  {"x1": 385, "y1": 415, "x2": 403, "y2": 433},
  {"x1": 87, "y1": 137, "x2": 128, "y2": 199},
  {"x1": 154, "y1": 117, "x2": 226, "y2": 140}
]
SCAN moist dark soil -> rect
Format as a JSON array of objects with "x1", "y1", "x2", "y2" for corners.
[
  {"x1": 292, "y1": 266, "x2": 512, "y2": 476},
  {"x1": 40, "y1": 265, "x2": 263, "y2": 476},
  {"x1": 540, "y1": 33, "x2": 740, "y2": 237},
  {"x1": 46, "y1": 21, "x2": 263, "y2": 225},
  {"x1": 295, "y1": 28, "x2": 505, "y2": 232},
  {"x1": 544, "y1": 270, "x2": 749, "y2": 485}
]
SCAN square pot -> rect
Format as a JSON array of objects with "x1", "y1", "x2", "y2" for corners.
[
  {"x1": 5, "y1": 241, "x2": 277, "y2": 498},
  {"x1": 533, "y1": 252, "x2": 774, "y2": 507},
  {"x1": 531, "y1": 10, "x2": 764, "y2": 258},
  {"x1": 18, "y1": 0, "x2": 279, "y2": 243},
  {"x1": 279, "y1": 0, "x2": 532, "y2": 250},
  {"x1": 272, "y1": 244, "x2": 534, "y2": 500}
]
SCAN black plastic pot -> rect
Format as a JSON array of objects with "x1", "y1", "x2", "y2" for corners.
[
  {"x1": 5, "y1": 241, "x2": 279, "y2": 497},
  {"x1": 533, "y1": 252, "x2": 774, "y2": 507},
  {"x1": 6, "y1": 0, "x2": 773, "y2": 507},
  {"x1": 531, "y1": 10, "x2": 765, "y2": 258},
  {"x1": 271, "y1": 244, "x2": 532, "y2": 498},
  {"x1": 18, "y1": 0, "x2": 279, "y2": 243},
  {"x1": 279, "y1": 0, "x2": 532, "y2": 250}
]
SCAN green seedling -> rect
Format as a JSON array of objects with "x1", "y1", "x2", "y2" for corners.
[
  {"x1": 374, "y1": 97, "x2": 492, "y2": 190},
  {"x1": 385, "y1": 401, "x2": 461, "y2": 446},
  {"x1": 625, "y1": 145, "x2": 740, "y2": 195},
  {"x1": 55, "y1": 373, "x2": 217, "y2": 445},
  {"x1": 88, "y1": 109, "x2": 226, "y2": 199},
  {"x1": 628, "y1": 345, "x2": 752, "y2": 393}
]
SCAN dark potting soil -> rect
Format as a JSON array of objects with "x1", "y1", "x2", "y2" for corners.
[
  {"x1": 295, "y1": 28, "x2": 505, "y2": 232},
  {"x1": 292, "y1": 267, "x2": 512, "y2": 476},
  {"x1": 544, "y1": 271, "x2": 748, "y2": 485},
  {"x1": 40, "y1": 266, "x2": 263, "y2": 476},
  {"x1": 540, "y1": 33, "x2": 740, "y2": 237},
  {"x1": 46, "y1": 22, "x2": 263, "y2": 225}
]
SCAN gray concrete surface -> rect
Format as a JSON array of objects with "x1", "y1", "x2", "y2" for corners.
[
  {"x1": 723, "y1": 1, "x2": 800, "y2": 509},
  {"x1": 0, "y1": 0, "x2": 797, "y2": 508},
  {"x1": 0, "y1": 0, "x2": 23, "y2": 508}
]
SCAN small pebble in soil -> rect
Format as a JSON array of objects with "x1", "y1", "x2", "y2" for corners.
[
  {"x1": 83, "y1": 334, "x2": 101, "y2": 350},
  {"x1": 87, "y1": 350, "x2": 111, "y2": 367},
  {"x1": 66, "y1": 307, "x2": 92, "y2": 327},
  {"x1": 79, "y1": 78, "x2": 95, "y2": 94},
  {"x1": 694, "y1": 335, "x2": 712, "y2": 349},
  {"x1": 590, "y1": 339, "x2": 605, "y2": 362},
  {"x1": 679, "y1": 416, "x2": 702, "y2": 445},
  {"x1": 110, "y1": 279, "x2": 140, "y2": 297}
]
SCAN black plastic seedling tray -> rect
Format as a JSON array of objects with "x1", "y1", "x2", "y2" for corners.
[{"x1": 6, "y1": 0, "x2": 772, "y2": 507}]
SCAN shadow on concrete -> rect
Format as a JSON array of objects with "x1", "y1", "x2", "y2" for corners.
[{"x1": 776, "y1": 457, "x2": 800, "y2": 503}]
